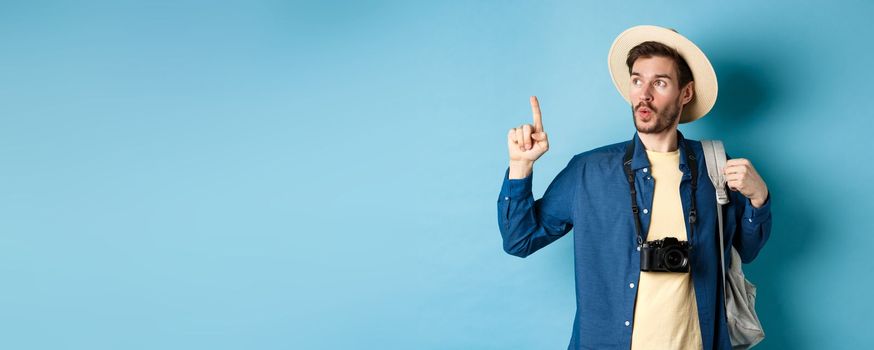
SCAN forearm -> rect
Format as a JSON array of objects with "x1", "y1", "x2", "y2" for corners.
[
  {"x1": 733, "y1": 193, "x2": 772, "y2": 263},
  {"x1": 497, "y1": 161, "x2": 576, "y2": 258},
  {"x1": 498, "y1": 168, "x2": 538, "y2": 257}
]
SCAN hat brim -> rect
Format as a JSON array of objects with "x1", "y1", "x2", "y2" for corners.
[{"x1": 608, "y1": 25, "x2": 718, "y2": 123}]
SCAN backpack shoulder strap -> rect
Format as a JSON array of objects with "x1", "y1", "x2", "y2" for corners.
[
  {"x1": 701, "y1": 140, "x2": 730, "y2": 205},
  {"x1": 702, "y1": 140, "x2": 731, "y2": 297}
]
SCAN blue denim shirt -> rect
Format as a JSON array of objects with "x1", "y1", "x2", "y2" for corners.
[{"x1": 497, "y1": 131, "x2": 772, "y2": 350}]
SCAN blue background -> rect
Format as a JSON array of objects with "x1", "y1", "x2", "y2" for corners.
[{"x1": 2, "y1": 1, "x2": 872, "y2": 349}]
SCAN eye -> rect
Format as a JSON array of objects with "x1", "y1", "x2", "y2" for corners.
[
  {"x1": 632, "y1": 78, "x2": 641, "y2": 86},
  {"x1": 654, "y1": 80, "x2": 667, "y2": 88}
]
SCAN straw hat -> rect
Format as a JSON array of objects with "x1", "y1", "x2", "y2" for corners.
[{"x1": 608, "y1": 25, "x2": 718, "y2": 123}]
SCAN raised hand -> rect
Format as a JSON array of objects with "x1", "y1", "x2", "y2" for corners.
[{"x1": 508, "y1": 96, "x2": 550, "y2": 163}]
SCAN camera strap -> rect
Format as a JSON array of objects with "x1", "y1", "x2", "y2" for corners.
[{"x1": 623, "y1": 136, "x2": 698, "y2": 247}]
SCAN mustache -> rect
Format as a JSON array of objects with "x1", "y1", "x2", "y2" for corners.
[{"x1": 636, "y1": 103, "x2": 656, "y2": 112}]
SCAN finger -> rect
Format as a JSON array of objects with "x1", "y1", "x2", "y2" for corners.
[
  {"x1": 725, "y1": 173, "x2": 745, "y2": 183},
  {"x1": 522, "y1": 124, "x2": 533, "y2": 150},
  {"x1": 508, "y1": 128, "x2": 518, "y2": 145},
  {"x1": 727, "y1": 177, "x2": 749, "y2": 189},
  {"x1": 515, "y1": 127, "x2": 525, "y2": 152},
  {"x1": 537, "y1": 132, "x2": 549, "y2": 151},
  {"x1": 723, "y1": 164, "x2": 747, "y2": 175},
  {"x1": 531, "y1": 131, "x2": 547, "y2": 141},
  {"x1": 725, "y1": 158, "x2": 749, "y2": 167},
  {"x1": 731, "y1": 165, "x2": 750, "y2": 174},
  {"x1": 530, "y1": 96, "x2": 543, "y2": 132}
]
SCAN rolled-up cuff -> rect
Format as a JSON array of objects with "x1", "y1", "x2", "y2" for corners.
[
  {"x1": 500, "y1": 167, "x2": 533, "y2": 200},
  {"x1": 743, "y1": 192, "x2": 771, "y2": 225}
]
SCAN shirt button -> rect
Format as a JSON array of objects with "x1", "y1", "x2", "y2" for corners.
[
  {"x1": 642, "y1": 168, "x2": 648, "y2": 173},
  {"x1": 748, "y1": 218, "x2": 753, "y2": 223},
  {"x1": 636, "y1": 246, "x2": 641, "y2": 251},
  {"x1": 625, "y1": 321, "x2": 631, "y2": 327},
  {"x1": 504, "y1": 197, "x2": 509, "y2": 201},
  {"x1": 642, "y1": 208, "x2": 649, "y2": 214},
  {"x1": 629, "y1": 283, "x2": 635, "y2": 289}
]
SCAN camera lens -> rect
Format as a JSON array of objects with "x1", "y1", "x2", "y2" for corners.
[{"x1": 663, "y1": 248, "x2": 688, "y2": 271}]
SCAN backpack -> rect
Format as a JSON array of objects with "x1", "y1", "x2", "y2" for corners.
[{"x1": 701, "y1": 140, "x2": 766, "y2": 349}]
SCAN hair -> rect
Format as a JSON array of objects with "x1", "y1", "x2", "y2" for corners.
[{"x1": 626, "y1": 41, "x2": 694, "y2": 89}]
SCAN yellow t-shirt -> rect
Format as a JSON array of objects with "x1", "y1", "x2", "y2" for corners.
[{"x1": 630, "y1": 149, "x2": 703, "y2": 350}]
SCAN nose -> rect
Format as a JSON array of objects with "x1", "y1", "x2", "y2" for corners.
[{"x1": 639, "y1": 85, "x2": 653, "y2": 103}]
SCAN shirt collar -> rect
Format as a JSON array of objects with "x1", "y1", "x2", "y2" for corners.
[{"x1": 628, "y1": 130, "x2": 690, "y2": 171}]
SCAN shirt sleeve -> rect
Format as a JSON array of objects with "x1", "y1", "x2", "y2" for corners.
[
  {"x1": 496, "y1": 157, "x2": 579, "y2": 258},
  {"x1": 725, "y1": 154, "x2": 773, "y2": 264}
]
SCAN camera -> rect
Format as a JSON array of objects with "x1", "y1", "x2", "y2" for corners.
[{"x1": 640, "y1": 237, "x2": 690, "y2": 273}]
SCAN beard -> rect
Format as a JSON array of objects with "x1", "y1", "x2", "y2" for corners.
[{"x1": 632, "y1": 97, "x2": 682, "y2": 134}]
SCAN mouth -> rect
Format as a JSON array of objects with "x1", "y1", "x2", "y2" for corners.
[{"x1": 636, "y1": 107, "x2": 653, "y2": 118}]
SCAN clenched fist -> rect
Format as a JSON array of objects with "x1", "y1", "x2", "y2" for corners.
[
  {"x1": 507, "y1": 96, "x2": 549, "y2": 179},
  {"x1": 724, "y1": 158, "x2": 769, "y2": 208}
]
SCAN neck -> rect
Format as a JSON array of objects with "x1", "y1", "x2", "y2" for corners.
[{"x1": 638, "y1": 128, "x2": 679, "y2": 152}]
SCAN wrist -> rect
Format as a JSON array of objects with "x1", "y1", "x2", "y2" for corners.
[
  {"x1": 750, "y1": 189, "x2": 769, "y2": 208},
  {"x1": 509, "y1": 160, "x2": 534, "y2": 179}
]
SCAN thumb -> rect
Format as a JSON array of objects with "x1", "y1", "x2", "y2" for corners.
[{"x1": 531, "y1": 132, "x2": 547, "y2": 141}]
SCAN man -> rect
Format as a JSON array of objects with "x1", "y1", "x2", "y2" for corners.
[{"x1": 497, "y1": 25, "x2": 771, "y2": 350}]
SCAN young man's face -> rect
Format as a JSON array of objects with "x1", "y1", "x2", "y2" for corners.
[{"x1": 628, "y1": 56, "x2": 693, "y2": 135}]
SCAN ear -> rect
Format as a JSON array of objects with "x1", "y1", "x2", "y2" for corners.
[{"x1": 681, "y1": 81, "x2": 694, "y2": 105}]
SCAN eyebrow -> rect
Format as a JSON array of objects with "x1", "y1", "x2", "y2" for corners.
[{"x1": 630, "y1": 72, "x2": 674, "y2": 80}]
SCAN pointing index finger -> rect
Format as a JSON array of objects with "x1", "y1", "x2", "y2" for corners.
[{"x1": 530, "y1": 96, "x2": 543, "y2": 132}]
